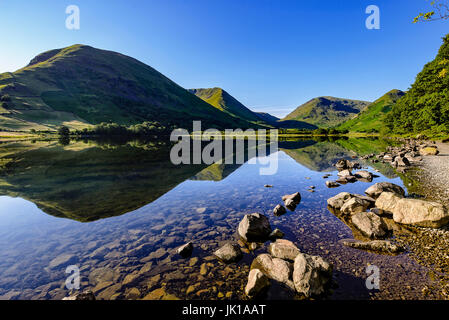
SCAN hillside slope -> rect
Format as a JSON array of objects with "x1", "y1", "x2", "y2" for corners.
[
  {"x1": 189, "y1": 87, "x2": 262, "y2": 123},
  {"x1": 281, "y1": 96, "x2": 371, "y2": 128},
  {"x1": 338, "y1": 89, "x2": 405, "y2": 133},
  {"x1": 0, "y1": 45, "x2": 251, "y2": 131},
  {"x1": 387, "y1": 34, "x2": 449, "y2": 135}
]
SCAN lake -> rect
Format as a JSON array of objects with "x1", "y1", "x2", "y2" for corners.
[{"x1": 0, "y1": 137, "x2": 436, "y2": 300}]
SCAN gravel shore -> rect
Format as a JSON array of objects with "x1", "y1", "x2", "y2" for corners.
[{"x1": 394, "y1": 141, "x2": 449, "y2": 299}]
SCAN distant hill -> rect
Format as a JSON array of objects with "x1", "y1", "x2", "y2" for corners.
[
  {"x1": 281, "y1": 96, "x2": 371, "y2": 128},
  {"x1": 387, "y1": 34, "x2": 449, "y2": 135},
  {"x1": 255, "y1": 112, "x2": 279, "y2": 124},
  {"x1": 0, "y1": 45, "x2": 252, "y2": 131},
  {"x1": 338, "y1": 89, "x2": 405, "y2": 133},
  {"x1": 189, "y1": 87, "x2": 263, "y2": 123}
]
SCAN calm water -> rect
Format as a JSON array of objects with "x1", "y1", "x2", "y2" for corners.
[{"x1": 0, "y1": 138, "x2": 435, "y2": 300}]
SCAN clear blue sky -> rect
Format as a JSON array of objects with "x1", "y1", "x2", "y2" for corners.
[{"x1": 0, "y1": 0, "x2": 447, "y2": 117}]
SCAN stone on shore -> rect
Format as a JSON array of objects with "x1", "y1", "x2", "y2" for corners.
[
  {"x1": 268, "y1": 239, "x2": 301, "y2": 261},
  {"x1": 351, "y1": 211, "x2": 388, "y2": 239},
  {"x1": 365, "y1": 182, "x2": 405, "y2": 199},
  {"x1": 419, "y1": 146, "x2": 439, "y2": 156},
  {"x1": 293, "y1": 253, "x2": 333, "y2": 297},
  {"x1": 245, "y1": 269, "x2": 271, "y2": 298},
  {"x1": 214, "y1": 243, "x2": 243, "y2": 263},
  {"x1": 335, "y1": 159, "x2": 351, "y2": 171},
  {"x1": 251, "y1": 254, "x2": 294, "y2": 290},
  {"x1": 393, "y1": 198, "x2": 449, "y2": 228},
  {"x1": 327, "y1": 192, "x2": 352, "y2": 210},
  {"x1": 238, "y1": 213, "x2": 272, "y2": 242},
  {"x1": 375, "y1": 192, "x2": 403, "y2": 215},
  {"x1": 340, "y1": 197, "x2": 373, "y2": 215}
]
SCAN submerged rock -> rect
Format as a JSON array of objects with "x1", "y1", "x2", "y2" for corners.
[
  {"x1": 238, "y1": 213, "x2": 272, "y2": 242},
  {"x1": 269, "y1": 229, "x2": 285, "y2": 240},
  {"x1": 62, "y1": 290, "x2": 96, "y2": 301},
  {"x1": 245, "y1": 269, "x2": 270, "y2": 298},
  {"x1": 214, "y1": 243, "x2": 242, "y2": 263},
  {"x1": 393, "y1": 198, "x2": 449, "y2": 228},
  {"x1": 341, "y1": 239, "x2": 404, "y2": 254},
  {"x1": 293, "y1": 253, "x2": 333, "y2": 297},
  {"x1": 365, "y1": 182, "x2": 405, "y2": 199},
  {"x1": 284, "y1": 199, "x2": 297, "y2": 211},
  {"x1": 326, "y1": 181, "x2": 340, "y2": 188},
  {"x1": 176, "y1": 242, "x2": 193, "y2": 258},
  {"x1": 268, "y1": 239, "x2": 301, "y2": 261},
  {"x1": 351, "y1": 211, "x2": 388, "y2": 239},
  {"x1": 282, "y1": 192, "x2": 301, "y2": 211},
  {"x1": 273, "y1": 204, "x2": 287, "y2": 217}
]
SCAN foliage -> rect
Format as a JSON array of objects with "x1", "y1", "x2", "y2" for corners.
[
  {"x1": 386, "y1": 34, "x2": 449, "y2": 135},
  {"x1": 414, "y1": 0, "x2": 449, "y2": 23},
  {"x1": 57, "y1": 126, "x2": 70, "y2": 136}
]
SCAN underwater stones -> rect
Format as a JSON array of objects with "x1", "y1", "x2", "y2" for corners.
[
  {"x1": 238, "y1": 213, "x2": 272, "y2": 242},
  {"x1": 365, "y1": 182, "x2": 405, "y2": 199},
  {"x1": 177, "y1": 242, "x2": 193, "y2": 258},
  {"x1": 341, "y1": 239, "x2": 404, "y2": 254},
  {"x1": 245, "y1": 269, "x2": 270, "y2": 298},
  {"x1": 293, "y1": 253, "x2": 333, "y2": 297},
  {"x1": 351, "y1": 211, "x2": 388, "y2": 239},
  {"x1": 268, "y1": 239, "x2": 301, "y2": 261},
  {"x1": 214, "y1": 243, "x2": 242, "y2": 263},
  {"x1": 269, "y1": 229, "x2": 285, "y2": 240},
  {"x1": 273, "y1": 204, "x2": 287, "y2": 217},
  {"x1": 62, "y1": 290, "x2": 96, "y2": 301},
  {"x1": 48, "y1": 254, "x2": 78, "y2": 269}
]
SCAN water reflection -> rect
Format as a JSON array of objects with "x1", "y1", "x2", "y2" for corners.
[{"x1": 0, "y1": 136, "x2": 430, "y2": 301}]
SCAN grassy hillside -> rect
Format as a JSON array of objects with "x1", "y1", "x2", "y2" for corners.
[
  {"x1": 0, "y1": 45, "x2": 251, "y2": 131},
  {"x1": 387, "y1": 34, "x2": 449, "y2": 136},
  {"x1": 281, "y1": 96, "x2": 370, "y2": 128},
  {"x1": 255, "y1": 112, "x2": 279, "y2": 124},
  {"x1": 189, "y1": 87, "x2": 262, "y2": 123},
  {"x1": 337, "y1": 89, "x2": 405, "y2": 133}
]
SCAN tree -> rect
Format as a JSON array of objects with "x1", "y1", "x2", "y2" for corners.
[
  {"x1": 414, "y1": 0, "x2": 449, "y2": 23},
  {"x1": 58, "y1": 125, "x2": 70, "y2": 136}
]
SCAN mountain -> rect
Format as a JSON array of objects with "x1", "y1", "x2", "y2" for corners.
[
  {"x1": 337, "y1": 89, "x2": 405, "y2": 133},
  {"x1": 189, "y1": 87, "x2": 263, "y2": 123},
  {"x1": 281, "y1": 96, "x2": 371, "y2": 128},
  {"x1": 0, "y1": 45, "x2": 252, "y2": 131},
  {"x1": 387, "y1": 34, "x2": 449, "y2": 135},
  {"x1": 255, "y1": 112, "x2": 279, "y2": 125}
]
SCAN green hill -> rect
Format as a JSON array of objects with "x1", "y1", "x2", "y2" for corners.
[
  {"x1": 281, "y1": 96, "x2": 371, "y2": 128},
  {"x1": 189, "y1": 87, "x2": 263, "y2": 123},
  {"x1": 387, "y1": 34, "x2": 449, "y2": 135},
  {"x1": 337, "y1": 89, "x2": 405, "y2": 133},
  {"x1": 0, "y1": 45, "x2": 252, "y2": 131}
]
